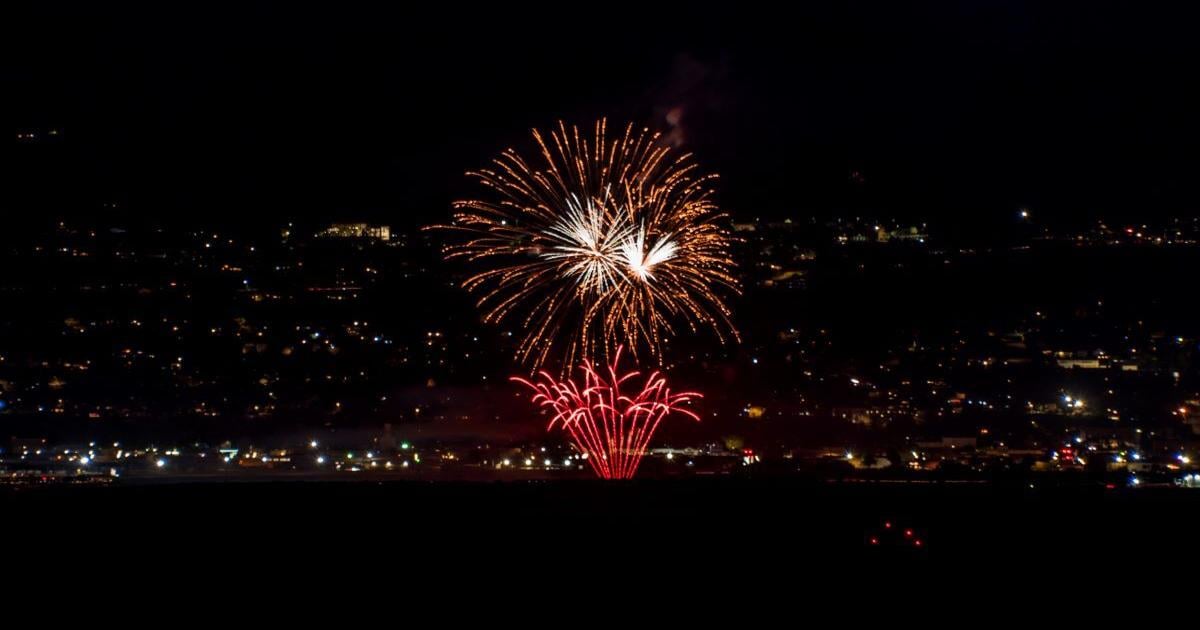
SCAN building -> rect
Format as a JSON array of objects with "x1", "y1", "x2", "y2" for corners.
[{"x1": 315, "y1": 223, "x2": 391, "y2": 241}]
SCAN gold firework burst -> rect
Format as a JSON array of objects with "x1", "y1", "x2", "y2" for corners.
[{"x1": 431, "y1": 120, "x2": 739, "y2": 369}]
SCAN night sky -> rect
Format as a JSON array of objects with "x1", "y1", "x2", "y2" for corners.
[{"x1": 8, "y1": 2, "x2": 1200, "y2": 232}]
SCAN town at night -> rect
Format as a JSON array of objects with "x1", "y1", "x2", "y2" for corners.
[{"x1": 5, "y1": 1, "x2": 1200, "y2": 596}]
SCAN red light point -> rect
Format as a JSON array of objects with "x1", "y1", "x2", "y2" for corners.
[
  {"x1": 904, "y1": 529, "x2": 913, "y2": 538},
  {"x1": 869, "y1": 537, "x2": 879, "y2": 545}
]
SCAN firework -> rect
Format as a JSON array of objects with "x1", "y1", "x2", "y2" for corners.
[
  {"x1": 511, "y1": 347, "x2": 701, "y2": 479},
  {"x1": 433, "y1": 120, "x2": 738, "y2": 369}
]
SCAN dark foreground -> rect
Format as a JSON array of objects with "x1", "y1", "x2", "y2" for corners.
[
  {"x1": 6, "y1": 479, "x2": 1199, "y2": 570},
  {"x1": 6, "y1": 479, "x2": 1200, "y2": 611}
]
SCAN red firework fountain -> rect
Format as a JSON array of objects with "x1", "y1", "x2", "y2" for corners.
[{"x1": 511, "y1": 348, "x2": 701, "y2": 479}]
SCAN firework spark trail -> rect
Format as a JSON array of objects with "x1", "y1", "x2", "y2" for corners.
[
  {"x1": 511, "y1": 347, "x2": 701, "y2": 479},
  {"x1": 431, "y1": 119, "x2": 739, "y2": 370}
]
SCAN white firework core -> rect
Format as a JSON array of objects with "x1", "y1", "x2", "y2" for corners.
[
  {"x1": 541, "y1": 194, "x2": 636, "y2": 292},
  {"x1": 621, "y1": 227, "x2": 678, "y2": 281}
]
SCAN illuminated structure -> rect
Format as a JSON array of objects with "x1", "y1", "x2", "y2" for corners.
[
  {"x1": 511, "y1": 347, "x2": 701, "y2": 479},
  {"x1": 316, "y1": 223, "x2": 391, "y2": 241},
  {"x1": 433, "y1": 120, "x2": 738, "y2": 369}
]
